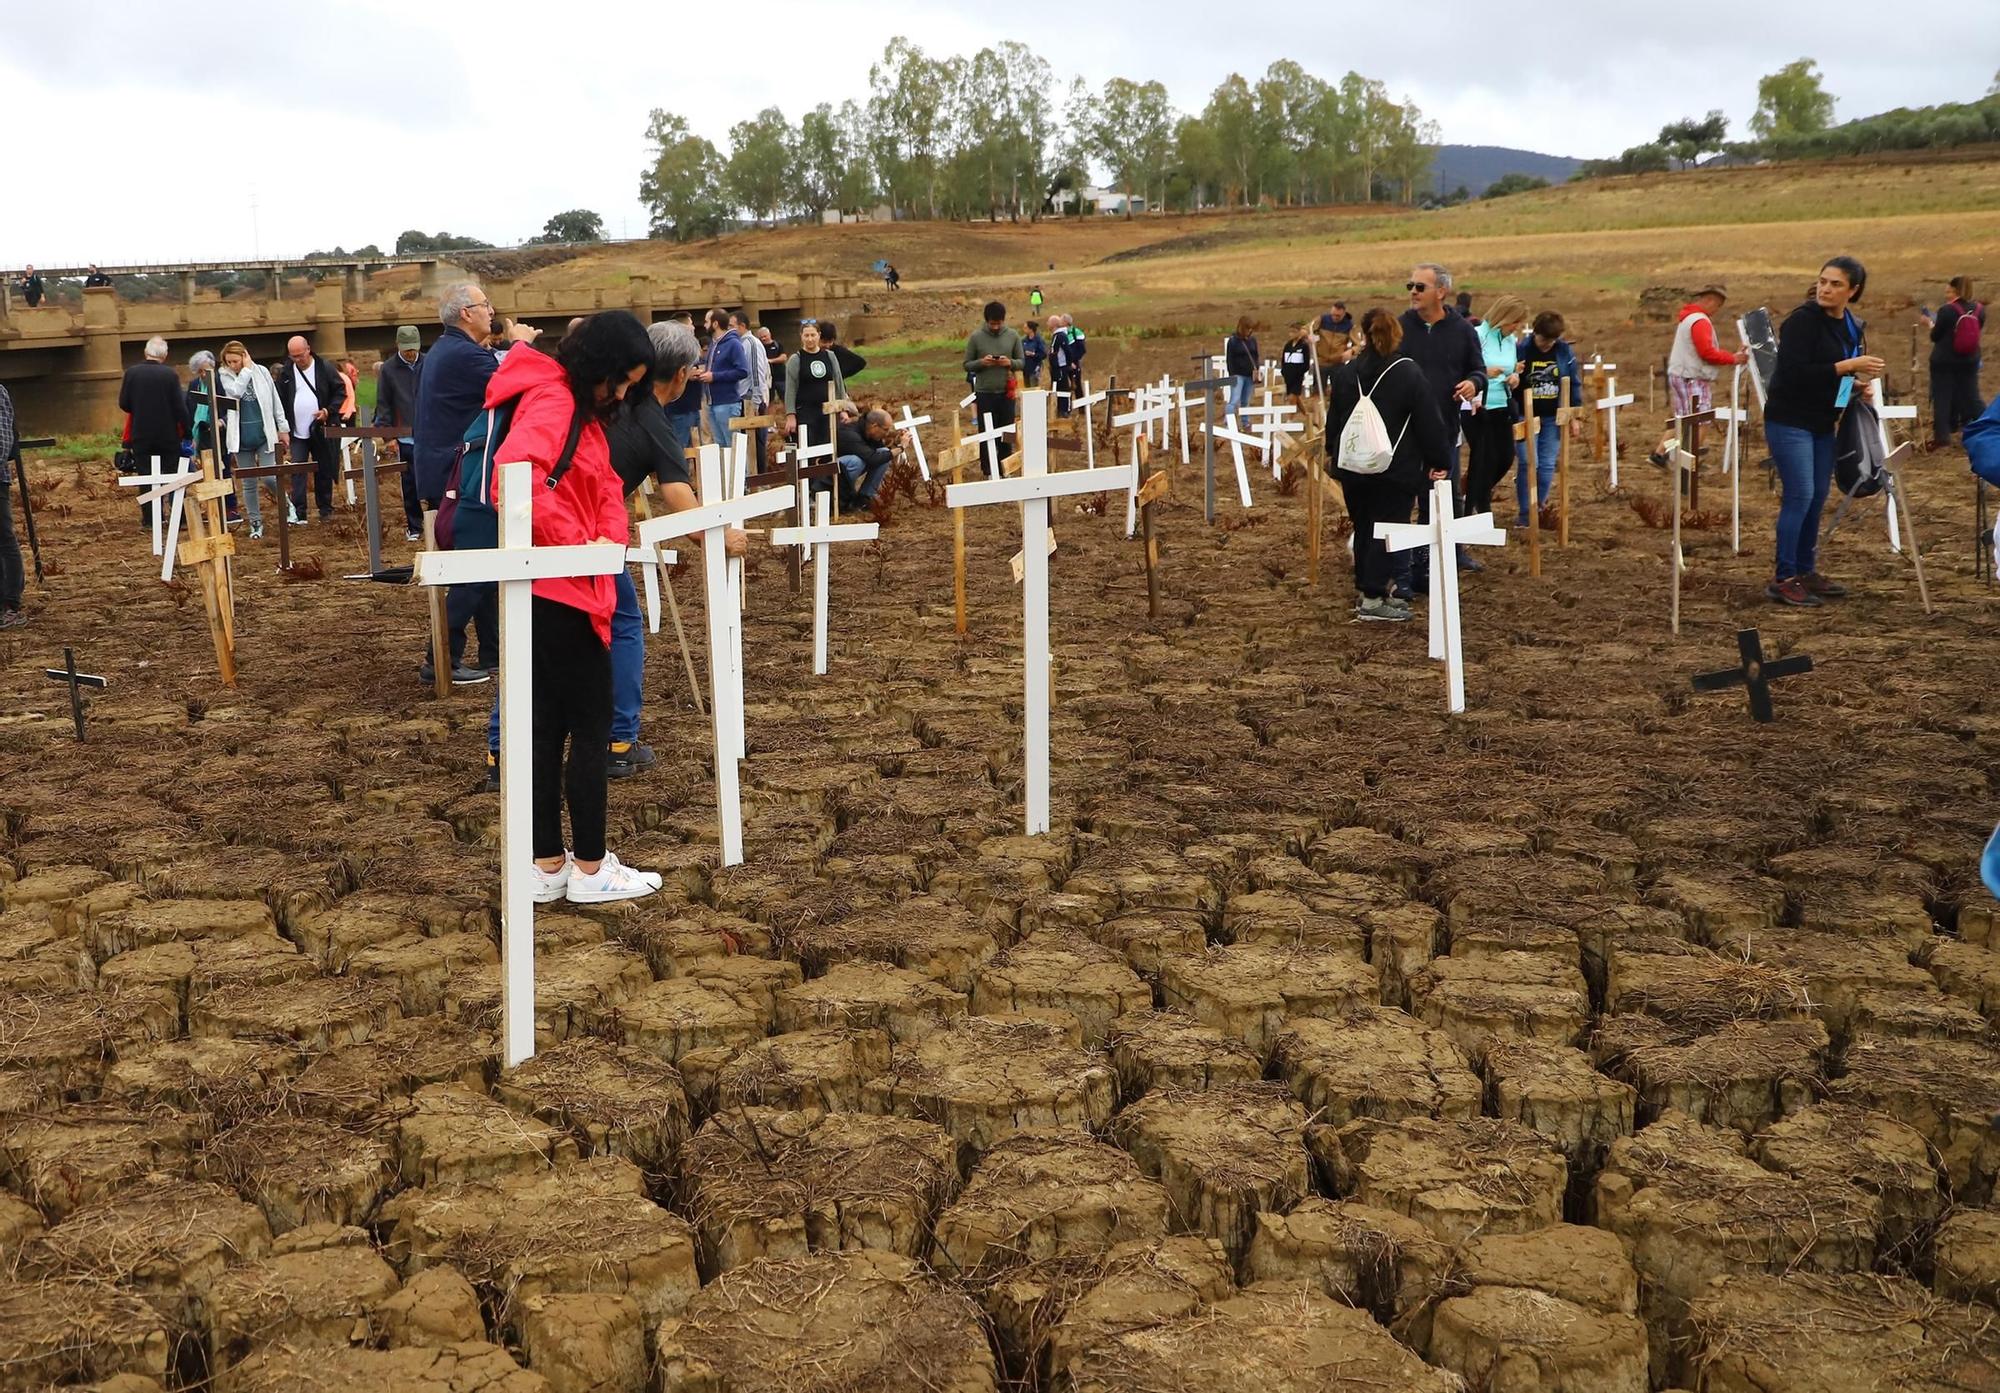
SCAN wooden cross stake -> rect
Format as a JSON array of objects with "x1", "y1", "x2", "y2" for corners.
[
  {"x1": 329, "y1": 425, "x2": 408, "y2": 576},
  {"x1": 11, "y1": 436, "x2": 53, "y2": 583},
  {"x1": 1693, "y1": 628, "x2": 1813, "y2": 723}
]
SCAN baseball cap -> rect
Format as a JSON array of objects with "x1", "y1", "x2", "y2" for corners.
[{"x1": 395, "y1": 325, "x2": 421, "y2": 351}]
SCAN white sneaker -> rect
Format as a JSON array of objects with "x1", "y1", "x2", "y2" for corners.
[
  {"x1": 528, "y1": 854, "x2": 571, "y2": 904},
  {"x1": 566, "y1": 851, "x2": 662, "y2": 904}
]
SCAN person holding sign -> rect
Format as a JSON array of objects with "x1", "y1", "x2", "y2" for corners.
[
  {"x1": 1763, "y1": 256, "x2": 1882, "y2": 607},
  {"x1": 494, "y1": 311, "x2": 666, "y2": 904}
]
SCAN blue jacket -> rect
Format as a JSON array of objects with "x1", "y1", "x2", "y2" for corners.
[
  {"x1": 705, "y1": 330, "x2": 750, "y2": 408},
  {"x1": 1966, "y1": 392, "x2": 2000, "y2": 487},
  {"x1": 413, "y1": 326, "x2": 497, "y2": 501}
]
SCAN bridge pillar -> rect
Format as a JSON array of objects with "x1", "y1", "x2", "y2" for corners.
[
  {"x1": 629, "y1": 275, "x2": 653, "y2": 322},
  {"x1": 69, "y1": 285, "x2": 127, "y2": 431},
  {"x1": 344, "y1": 265, "x2": 368, "y2": 301},
  {"x1": 268, "y1": 267, "x2": 283, "y2": 300},
  {"x1": 311, "y1": 279, "x2": 348, "y2": 356},
  {"x1": 422, "y1": 259, "x2": 470, "y2": 299},
  {"x1": 180, "y1": 271, "x2": 197, "y2": 305}
]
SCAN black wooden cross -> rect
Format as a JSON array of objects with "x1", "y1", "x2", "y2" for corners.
[
  {"x1": 232, "y1": 452, "x2": 305, "y2": 570},
  {"x1": 41, "y1": 647, "x2": 107, "y2": 741},
  {"x1": 13, "y1": 436, "x2": 52, "y2": 581},
  {"x1": 328, "y1": 424, "x2": 407, "y2": 575},
  {"x1": 1186, "y1": 369, "x2": 1234, "y2": 525},
  {"x1": 1692, "y1": 628, "x2": 1812, "y2": 723}
]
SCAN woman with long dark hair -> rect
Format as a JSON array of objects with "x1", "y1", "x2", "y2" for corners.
[
  {"x1": 1327, "y1": 308, "x2": 1451, "y2": 622},
  {"x1": 1763, "y1": 256, "x2": 1884, "y2": 607},
  {"x1": 1922, "y1": 274, "x2": 1986, "y2": 445},
  {"x1": 485, "y1": 310, "x2": 663, "y2": 902}
]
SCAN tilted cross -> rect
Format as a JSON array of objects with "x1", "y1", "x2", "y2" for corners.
[
  {"x1": 1203, "y1": 420, "x2": 1261, "y2": 511},
  {"x1": 1692, "y1": 628, "x2": 1813, "y2": 724},
  {"x1": 414, "y1": 459, "x2": 629, "y2": 1068},
  {"x1": 946, "y1": 389, "x2": 1133, "y2": 835},
  {"x1": 41, "y1": 647, "x2": 107, "y2": 742},
  {"x1": 637, "y1": 445, "x2": 796, "y2": 866},
  {"x1": 1376, "y1": 478, "x2": 1508, "y2": 714},
  {"x1": 769, "y1": 492, "x2": 878, "y2": 675},
  {"x1": 116, "y1": 459, "x2": 200, "y2": 582},
  {"x1": 893, "y1": 405, "x2": 933, "y2": 481},
  {"x1": 964, "y1": 413, "x2": 1015, "y2": 481}
]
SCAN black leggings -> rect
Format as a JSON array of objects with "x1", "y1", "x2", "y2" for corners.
[
  {"x1": 1932, "y1": 361, "x2": 1986, "y2": 444},
  {"x1": 532, "y1": 597, "x2": 612, "y2": 862},
  {"x1": 1337, "y1": 471, "x2": 1415, "y2": 598},
  {"x1": 1464, "y1": 408, "x2": 1516, "y2": 516},
  {"x1": 0, "y1": 480, "x2": 22, "y2": 611}
]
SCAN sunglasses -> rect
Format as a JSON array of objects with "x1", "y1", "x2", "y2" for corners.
[
  {"x1": 1406, "y1": 282, "x2": 1433, "y2": 292},
  {"x1": 800, "y1": 318, "x2": 817, "y2": 326}
]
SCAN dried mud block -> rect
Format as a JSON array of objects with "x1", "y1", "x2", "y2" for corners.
[
  {"x1": 774, "y1": 961, "x2": 966, "y2": 1042},
  {"x1": 1272, "y1": 1009, "x2": 1480, "y2": 1126},
  {"x1": 386, "y1": 1156, "x2": 698, "y2": 1328},
  {"x1": 862, "y1": 1014, "x2": 1115, "y2": 1158},
  {"x1": 653, "y1": 1249, "x2": 998, "y2": 1393},
  {"x1": 292, "y1": 903, "x2": 429, "y2": 970},
  {"x1": 1027, "y1": 1236, "x2": 1235, "y2": 1383},
  {"x1": 1427, "y1": 1285, "x2": 1649, "y2": 1393},
  {"x1": 1643, "y1": 865, "x2": 1787, "y2": 940},
  {"x1": 1111, "y1": 1083, "x2": 1310, "y2": 1266},
  {"x1": 1322, "y1": 1117, "x2": 1566, "y2": 1245},
  {"x1": 1961, "y1": 900, "x2": 2000, "y2": 950},
  {"x1": 612, "y1": 908, "x2": 767, "y2": 979},
  {"x1": 394, "y1": 1082, "x2": 578, "y2": 1187},
  {"x1": 1462, "y1": 1224, "x2": 1639, "y2": 1316},
  {"x1": 1687, "y1": 1271, "x2": 1997, "y2": 1393},
  {"x1": 1161, "y1": 943, "x2": 1373, "y2": 1060},
  {"x1": 679, "y1": 954, "x2": 802, "y2": 1023},
  {"x1": 1482, "y1": 1039, "x2": 1635, "y2": 1169},
  {"x1": 1927, "y1": 939, "x2": 2000, "y2": 1023},
  {"x1": 598, "y1": 977, "x2": 766, "y2": 1065},
  {"x1": 191, "y1": 976, "x2": 402, "y2": 1051},
  {"x1": 777, "y1": 896, "x2": 997, "y2": 992},
  {"x1": 1767, "y1": 846, "x2": 1933, "y2": 897},
  {"x1": 1847, "y1": 986, "x2": 1991, "y2": 1041},
  {"x1": 218, "y1": 1341, "x2": 550, "y2": 1393},
  {"x1": 1306, "y1": 826, "x2": 1438, "y2": 889},
  {"x1": 83, "y1": 898, "x2": 277, "y2": 967},
  {"x1": 931, "y1": 833, "x2": 1070, "y2": 924},
  {"x1": 0, "y1": 1189, "x2": 42, "y2": 1255},
  {"x1": 1832, "y1": 1036, "x2": 2000, "y2": 1202},
  {"x1": 1754, "y1": 1102, "x2": 1942, "y2": 1264},
  {"x1": 1063, "y1": 849, "x2": 1221, "y2": 920},
  {"x1": 1710, "y1": 928, "x2": 1935, "y2": 1038},
  {"x1": 141, "y1": 848, "x2": 345, "y2": 930},
  {"x1": 1219, "y1": 887, "x2": 1374, "y2": 956},
  {"x1": 1594, "y1": 1112, "x2": 1878, "y2": 1383},
  {"x1": 201, "y1": 1226, "x2": 401, "y2": 1372},
  {"x1": 375, "y1": 1265, "x2": 485, "y2": 1348},
  {"x1": 493, "y1": 1038, "x2": 690, "y2": 1180},
  {"x1": 932, "y1": 1129, "x2": 1170, "y2": 1280},
  {"x1": 1365, "y1": 901, "x2": 1445, "y2": 1006},
  {"x1": 1798, "y1": 886, "x2": 1938, "y2": 953},
  {"x1": 1407, "y1": 953, "x2": 1591, "y2": 1062},
  {"x1": 516, "y1": 1291, "x2": 645, "y2": 1393},
  {"x1": 1078, "y1": 908, "x2": 1208, "y2": 979},
  {"x1": 1603, "y1": 938, "x2": 1811, "y2": 1027},
  {"x1": 1592, "y1": 1016, "x2": 1828, "y2": 1135},
  {"x1": 970, "y1": 932, "x2": 1151, "y2": 1045},
  {"x1": 1241, "y1": 1199, "x2": 1455, "y2": 1344},
  {"x1": 201, "y1": 1116, "x2": 395, "y2": 1234},
  {"x1": 0, "y1": 864, "x2": 112, "y2": 913},
  {"x1": 1933, "y1": 1208, "x2": 2000, "y2": 1304},
  {"x1": 346, "y1": 931, "x2": 500, "y2": 1016},
  {"x1": 1427, "y1": 856, "x2": 1610, "y2": 928},
  {"x1": 701, "y1": 1026, "x2": 893, "y2": 1116},
  {"x1": 1059, "y1": 1280, "x2": 1467, "y2": 1393},
  {"x1": 0, "y1": 986, "x2": 177, "y2": 1095},
  {"x1": 0, "y1": 1103, "x2": 205, "y2": 1218},
  {"x1": 450, "y1": 942, "x2": 655, "y2": 1047},
  {"x1": 1107, "y1": 1010, "x2": 1261, "y2": 1101},
  {"x1": 27, "y1": 1177, "x2": 273, "y2": 1328},
  {"x1": 0, "y1": 1278, "x2": 169, "y2": 1388},
  {"x1": 290, "y1": 1015, "x2": 496, "y2": 1120},
  {"x1": 684, "y1": 1108, "x2": 957, "y2": 1276},
  {"x1": 1446, "y1": 918, "x2": 1579, "y2": 961}
]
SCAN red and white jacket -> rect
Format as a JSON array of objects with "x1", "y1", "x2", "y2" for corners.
[{"x1": 1668, "y1": 304, "x2": 1739, "y2": 383}]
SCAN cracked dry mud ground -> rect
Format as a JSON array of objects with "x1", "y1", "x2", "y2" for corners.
[{"x1": 2, "y1": 414, "x2": 1999, "y2": 1392}]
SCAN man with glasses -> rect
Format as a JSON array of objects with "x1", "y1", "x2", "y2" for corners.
[
  {"x1": 412, "y1": 282, "x2": 539, "y2": 684},
  {"x1": 1399, "y1": 262, "x2": 1487, "y2": 589}
]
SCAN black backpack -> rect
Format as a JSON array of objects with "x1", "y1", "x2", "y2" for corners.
[{"x1": 1835, "y1": 397, "x2": 1887, "y2": 500}]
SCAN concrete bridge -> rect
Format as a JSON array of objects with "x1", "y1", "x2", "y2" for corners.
[{"x1": 0, "y1": 263, "x2": 877, "y2": 434}]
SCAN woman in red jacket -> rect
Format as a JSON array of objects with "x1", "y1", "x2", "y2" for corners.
[{"x1": 491, "y1": 311, "x2": 664, "y2": 903}]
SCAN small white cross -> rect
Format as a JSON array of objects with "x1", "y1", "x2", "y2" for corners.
[
  {"x1": 1071, "y1": 380, "x2": 1108, "y2": 468},
  {"x1": 1875, "y1": 386, "x2": 1918, "y2": 555},
  {"x1": 1596, "y1": 378, "x2": 1635, "y2": 488},
  {"x1": 1112, "y1": 397, "x2": 1172, "y2": 538},
  {"x1": 117, "y1": 459, "x2": 201, "y2": 581},
  {"x1": 1376, "y1": 478, "x2": 1508, "y2": 713},
  {"x1": 636, "y1": 446, "x2": 796, "y2": 867},
  {"x1": 893, "y1": 405, "x2": 933, "y2": 481},
  {"x1": 769, "y1": 492, "x2": 877, "y2": 675},
  {"x1": 1717, "y1": 366, "x2": 1751, "y2": 556},
  {"x1": 964, "y1": 412, "x2": 1016, "y2": 480},
  {"x1": 414, "y1": 460, "x2": 629, "y2": 1068},
  {"x1": 624, "y1": 545, "x2": 680, "y2": 634},
  {"x1": 1203, "y1": 421, "x2": 1262, "y2": 509},
  {"x1": 946, "y1": 390, "x2": 1133, "y2": 835}
]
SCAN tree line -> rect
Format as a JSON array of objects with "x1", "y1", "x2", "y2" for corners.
[{"x1": 638, "y1": 42, "x2": 1436, "y2": 240}]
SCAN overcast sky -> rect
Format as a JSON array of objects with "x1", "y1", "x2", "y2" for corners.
[{"x1": 3, "y1": 1, "x2": 1992, "y2": 266}]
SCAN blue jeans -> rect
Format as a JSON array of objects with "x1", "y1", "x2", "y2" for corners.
[
  {"x1": 1228, "y1": 375, "x2": 1254, "y2": 424},
  {"x1": 838, "y1": 453, "x2": 890, "y2": 508},
  {"x1": 232, "y1": 446, "x2": 274, "y2": 526},
  {"x1": 1766, "y1": 421, "x2": 1834, "y2": 580},
  {"x1": 1514, "y1": 416, "x2": 1560, "y2": 519},
  {"x1": 707, "y1": 401, "x2": 742, "y2": 454},
  {"x1": 663, "y1": 411, "x2": 694, "y2": 475},
  {"x1": 610, "y1": 570, "x2": 643, "y2": 745}
]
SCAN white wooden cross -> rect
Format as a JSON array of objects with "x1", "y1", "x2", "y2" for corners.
[
  {"x1": 1112, "y1": 397, "x2": 1172, "y2": 538},
  {"x1": 625, "y1": 545, "x2": 680, "y2": 634},
  {"x1": 1874, "y1": 384, "x2": 1916, "y2": 555},
  {"x1": 964, "y1": 413, "x2": 1016, "y2": 481},
  {"x1": 893, "y1": 405, "x2": 933, "y2": 481},
  {"x1": 413, "y1": 460, "x2": 628, "y2": 1068},
  {"x1": 1376, "y1": 478, "x2": 1507, "y2": 714},
  {"x1": 1153, "y1": 376, "x2": 1173, "y2": 450},
  {"x1": 1668, "y1": 445, "x2": 1697, "y2": 635},
  {"x1": 1239, "y1": 392, "x2": 1306, "y2": 477},
  {"x1": 636, "y1": 444, "x2": 795, "y2": 867},
  {"x1": 1596, "y1": 378, "x2": 1635, "y2": 488},
  {"x1": 117, "y1": 459, "x2": 201, "y2": 582},
  {"x1": 1203, "y1": 420, "x2": 1260, "y2": 508},
  {"x1": 958, "y1": 390, "x2": 977, "y2": 410},
  {"x1": 1175, "y1": 384, "x2": 1194, "y2": 466},
  {"x1": 1072, "y1": 380, "x2": 1109, "y2": 467},
  {"x1": 768, "y1": 492, "x2": 877, "y2": 675},
  {"x1": 1715, "y1": 366, "x2": 1751, "y2": 556},
  {"x1": 946, "y1": 389, "x2": 1133, "y2": 835}
]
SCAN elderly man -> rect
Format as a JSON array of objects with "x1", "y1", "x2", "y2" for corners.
[
  {"x1": 835, "y1": 408, "x2": 902, "y2": 512},
  {"x1": 118, "y1": 336, "x2": 190, "y2": 531},
  {"x1": 276, "y1": 335, "x2": 345, "y2": 522},
  {"x1": 1668, "y1": 283, "x2": 1748, "y2": 420},
  {"x1": 413, "y1": 283, "x2": 536, "y2": 686},
  {"x1": 1399, "y1": 262, "x2": 1487, "y2": 588},
  {"x1": 375, "y1": 325, "x2": 425, "y2": 540}
]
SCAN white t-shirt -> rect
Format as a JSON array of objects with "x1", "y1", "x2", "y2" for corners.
[{"x1": 290, "y1": 359, "x2": 320, "y2": 437}]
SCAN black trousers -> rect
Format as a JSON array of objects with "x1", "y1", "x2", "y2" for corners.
[
  {"x1": 1337, "y1": 472, "x2": 1414, "y2": 598},
  {"x1": 1464, "y1": 408, "x2": 1517, "y2": 516},
  {"x1": 975, "y1": 390, "x2": 1015, "y2": 467},
  {"x1": 0, "y1": 480, "x2": 22, "y2": 611},
  {"x1": 1410, "y1": 432, "x2": 1463, "y2": 588},
  {"x1": 532, "y1": 597, "x2": 612, "y2": 861},
  {"x1": 1932, "y1": 361, "x2": 1986, "y2": 444},
  {"x1": 288, "y1": 434, "x2": 339, "y2": 516}
]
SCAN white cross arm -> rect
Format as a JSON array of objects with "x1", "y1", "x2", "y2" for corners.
[
  {"x1": 1879, "y1": 405, "x2": 1918, "y2": 420},
  {"x1": 1713, "y1": 408, "x2": 1751, "y2": 423},
  {"x1": 1111, "y1": 404, "x2": 1170, "y2": 430},
  {"x1": 627, "y1": 545, "x2": 679, "y2": 565},
  {"x1": 637, "y1": 485, "x2": 797, "y2": 545},
  {"x1": 895, "y1": 410, "x2": 933, "y2": 480},
  {"x1": 416, "y1": 541, "x2": 628, "y2": 586},
  {"x1": 1598, "y1": 393, "x2": 1635, "y2": 409},
  {"x1": 117, "y1": 470, "x2": 200, "y2": 505},
  {"x1": 1375, "y1": 521, "x2": 1433, "y2": 554},
  {"x1": 1205, "y1": 423, "x2": 1268, "y2": 450},
  {"x1": 947, "y1": 464, "x2": 1133, "y2": 509},
  {"x1": 769, "y1": 518, "x2": 879, "y2": 547},
  {"x1": 1445, "y1": 513, "x2": 1507, "y2": 546},
  {"x1": 959, "y1": 391, "x2": 977, "y2": 408}
]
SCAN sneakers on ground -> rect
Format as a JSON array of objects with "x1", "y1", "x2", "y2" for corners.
[
  {"x1": 1766, "y1": 577, "x2": 1823, "y2": 608},
  {"x1": 607, "y1": 742, "x2": 657, "y2": 779},
  {"x1": 405, "y1": 529, "x2": 422, "y2": 543},
  {"x1": 288, "y1": 509, "x2": 306, "y2": 526},
  {"x1": 566, "y1": 852, "x2": 663, "y2": 904},
  {"x1": 249, "y1": 523, "x2": 264, "y2": 540},
  {"x1": 528, "y1": 853, "x2": 571, "y2": 904},
  {"x1": 1357, "y1": 596, "x2": 1411, "y2": 622},
  {"x1": 451, "y1": 665, "x2": 490, "y2": 685},
  {"x1": 1456, "y1": 548, "x2": 1484, "y2": 572},
  {"x1": 483, "y1": 753, "x2": 499, "y2": 793},
  {"x1": 0, "y1": 609, "x2": 27, "y2": 629},
  {"x1": 1800, "y1": 572, "x2": 1848, "y2": 599},
  {"x1": 1382, "y1": 593, "x2": 1413, "y2": 613}
]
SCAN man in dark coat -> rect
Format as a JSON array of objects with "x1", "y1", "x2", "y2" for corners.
[
  {"x1": 375, "y1": 324, "x2": 425, "y2": 538},
  {"x1": 118, "y1": 336, "x2": 191, "y2": 531},
  {"x1": 1398, "y1": 262, "x2": 1486, "y2": 587}
]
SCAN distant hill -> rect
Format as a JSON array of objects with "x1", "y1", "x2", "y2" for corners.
[{"x1": 1429, "y1": 145, "x2": 1585, "y2": 197}]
